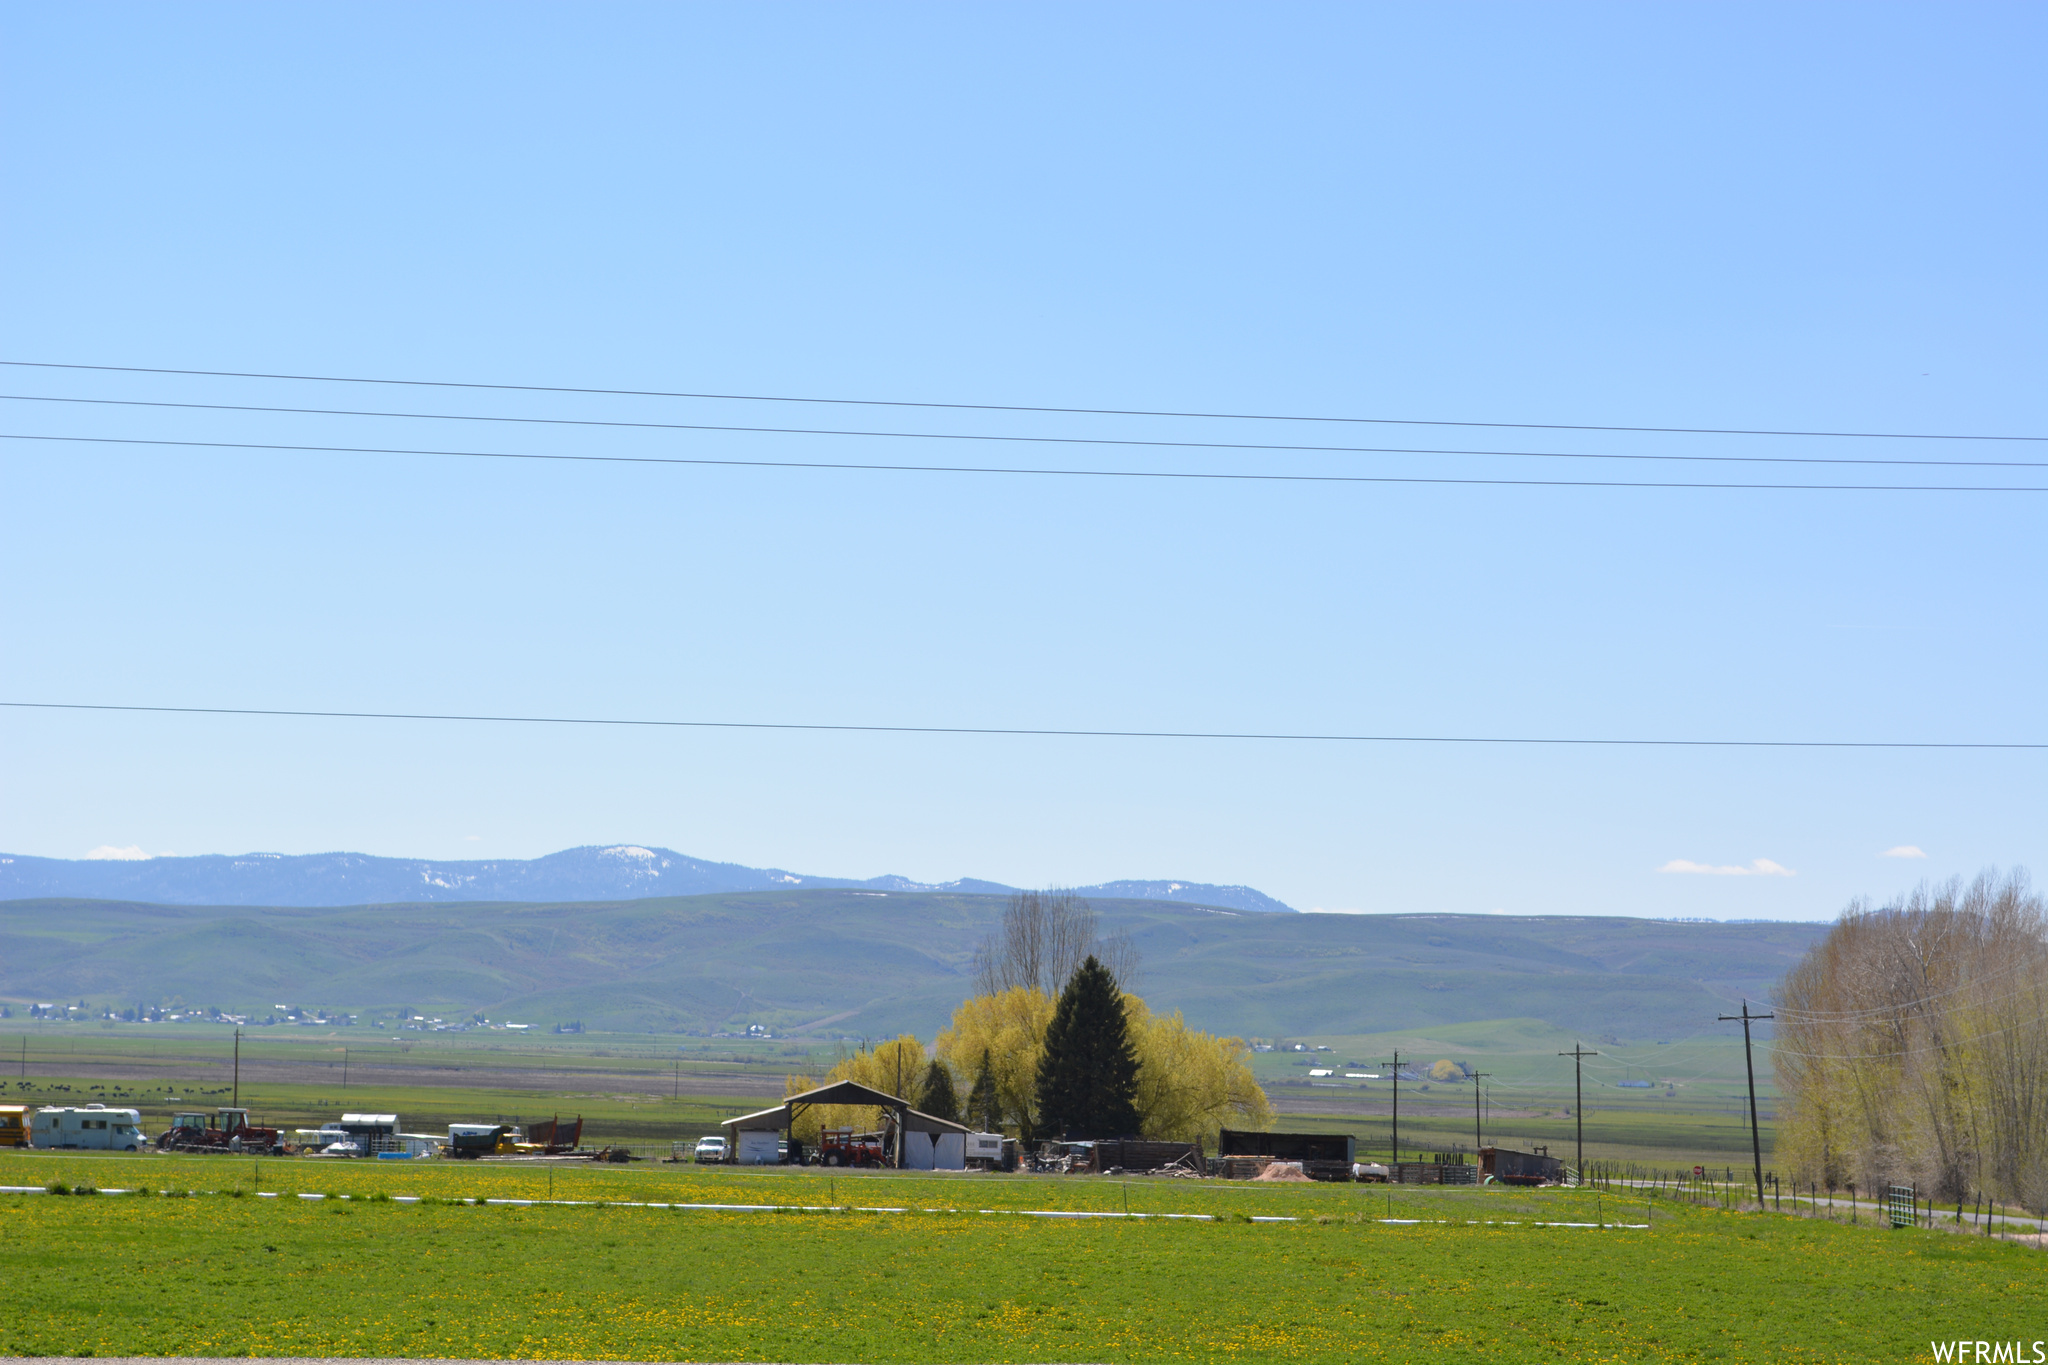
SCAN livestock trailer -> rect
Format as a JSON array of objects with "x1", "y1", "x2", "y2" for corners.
[{"x1": 1480, "y1": 1145, "x2": 1565, "y2": 1184}]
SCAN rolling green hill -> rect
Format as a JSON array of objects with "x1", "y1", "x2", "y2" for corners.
[{"x1": 0, "y1": 891, "x2": 1826, "y2": 1042}]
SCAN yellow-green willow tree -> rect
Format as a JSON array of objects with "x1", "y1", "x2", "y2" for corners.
[
  {"x1": 1774, "y1": 869, "x2": 2048, "y2": 1211},
  {"x1": 936, "y1": 986, "x2": 1270, "y2": 1144}
]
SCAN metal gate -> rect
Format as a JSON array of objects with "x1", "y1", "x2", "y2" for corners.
[{"x1": 1887, "y1": 1184, "x2": 1916, "y2": 1229}]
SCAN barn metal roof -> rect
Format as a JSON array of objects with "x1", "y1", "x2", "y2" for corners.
[{"x1": 720, "y1": 1078, "x2": 970, "y2": 1135}]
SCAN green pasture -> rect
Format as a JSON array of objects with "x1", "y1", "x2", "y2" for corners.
[
  {"x1": 1252, "y1": 1018, "x2": 1773, "y2": 1112},
  {"x1": 0, "y1": 1021, "x2": 827, "y2": 1083},
  {"x1": 1259, "y1": 1019, "x2": 1781, "y2": 1167},
  {"x1": 1274, "y1": 1101, "x2": 1777, "y2": 1169},
  {"x1": 0, "y1": 1149, "x2": 1670, "y2": 1217},
  {"x1": 1, "y1": 1156, "x2": 2035, "y2": 1363}
]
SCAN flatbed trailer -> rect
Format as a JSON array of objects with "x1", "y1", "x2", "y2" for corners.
[{"x1": 156, "y1": 1107, "x2": 284, "y2": 1155}]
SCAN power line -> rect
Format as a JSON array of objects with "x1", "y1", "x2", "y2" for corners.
[
  {"x1": 1768, "y1": 1007, "x2": 2048, "y2": 1062},
  {"x1": 5, "y1": 357, "x2": 2042, "y2": 443},
  {"x1": 1774, "y1": 955, "x2": 2048, "y2": 1022},
  {"x1": 7, "y1": 431, "x2": 2041, "y2": 494},
  {"x1": 2, "y1": 700, "x2": 2042, "y2": 749},
  {"x1": 5, "y1": 393, "x2": 2046, "y2": 474}
]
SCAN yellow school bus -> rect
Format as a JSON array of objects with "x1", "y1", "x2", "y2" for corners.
[{"x1": 0, "y1": 1106, "x2": 28, "y2": 1148}]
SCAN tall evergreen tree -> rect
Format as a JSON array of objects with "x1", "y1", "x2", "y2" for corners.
[
  {"x1": 967, "y1": 1050, "x2": 1002, "y2": 1132},
  {"x1": 1034, "y1": 954, "x2": 1141, "y2": 1138},
  {"x1": 916, "y1": 1058, "x2": 960, "y2": 1123}
]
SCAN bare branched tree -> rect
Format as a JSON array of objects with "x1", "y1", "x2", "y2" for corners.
[
  {"x1": 1775, "y1": 868, "x2": 2048, "y2": 1212},
  {"x1": 972, "y1": 888, "x2": 1140, "y2": 997}
]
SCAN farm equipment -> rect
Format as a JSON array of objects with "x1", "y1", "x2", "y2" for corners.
[
  {"x1": 524, "y1": 1114, "x2": 583, "y2": 1153},
  {"x1": 444, "y1": 1115, "x2": 587, "y2": 1159},
  {"x1": 156, "y1": 1107, "x2": 285, "y2": 1155},
  {"x1": 817, "y1": 1127, "x2": 888, "y2": 1167},
  {"x1": 448, "y1": 1123, "x2": 511, "y2": 1158}
]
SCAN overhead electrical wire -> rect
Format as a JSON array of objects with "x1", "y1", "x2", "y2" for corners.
[
  {"x1": 1772, "y1": 963, "x2": 2048, "y2": 1024},
  {"x1": 6, "y1": 431, "x2": 2041, "y2": 494},
  {"x1": 1, "y1": 699, "x2": 2041, "y2": 749},
  {"x1": 3, "y1": 392, "x2": 2045, "y2": 474},
  {"x1": 1587, "y1": 1026, "x2": 1723, "y2": 1062},
  {"x1": 1582, "y1": 1055, "x2": 1749, "y2": 1090},
  {"x1": 4, "y1": 357, "x2": 2042, "y2": 443},
  {"x1": 1765, "y1": 1007, "x2": 2048, "y2": 1062}
]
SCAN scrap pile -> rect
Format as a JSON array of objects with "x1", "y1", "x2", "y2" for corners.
[{"x1": 1091, "y1": 1139, "x2": 1205, "y2": 1178}]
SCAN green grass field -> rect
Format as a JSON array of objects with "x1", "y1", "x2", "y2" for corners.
[
  {"x1": 1252, "y1": 1019, "x2": 1782, "y2": 1167},
  {"x1": 1, "y1": 1152, "x2": 2038, "y2": 1363}
]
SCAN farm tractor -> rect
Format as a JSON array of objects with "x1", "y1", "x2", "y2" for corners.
[
  {"x1": 157, "y1": 1107, "x2": 286, "y2": 1155},
  {"x1": 817, "y1": 1127, "x2": 888, "y2": 1167}
]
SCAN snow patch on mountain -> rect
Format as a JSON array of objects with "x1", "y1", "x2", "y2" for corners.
[{"x1": 0, "y1": 845, "x2": 1296, "y2": 913}]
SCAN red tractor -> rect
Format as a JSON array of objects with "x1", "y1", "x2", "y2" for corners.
[
  {"x1": 156, "y1": 1107, "x2": 285, "y2": 1155},
  {"x1": 818, "y1": 1127, "x2": 889, "y2": 1167}
]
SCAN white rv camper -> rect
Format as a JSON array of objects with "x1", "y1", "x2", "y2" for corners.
[{"x1": 32, "y1": 1105, "x2": 148, "y2": 1151}]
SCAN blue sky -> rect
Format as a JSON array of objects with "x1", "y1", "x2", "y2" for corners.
[{"x1": 2, "y1": 2, "x2": 2042, "y2": 920}]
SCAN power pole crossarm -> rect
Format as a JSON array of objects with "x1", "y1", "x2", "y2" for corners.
[{"x1": 1720, "y1": 1001, "x2": 1775, "y2": 1208}]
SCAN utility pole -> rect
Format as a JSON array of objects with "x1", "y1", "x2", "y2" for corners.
[
  {"x1": 1382, "y1": 1050, "x2": 1405, "y2": 1165},
  {"x1": 1558, "y1": 1043, "x2": 1597, "y2": 1181},
  {"x1": 343, "y1": 1047, "x2": 349, "y2": 1090},
  {"x1": 233, "y1": 1026, "x2": 242, "y2": 1108},
  {"x1": 1720, "y1": 1000, "x2": 1774, "y2": 1208},
  {"x1": 1470, "y1": 1070, "x2": 1491, "y2": 1153}
]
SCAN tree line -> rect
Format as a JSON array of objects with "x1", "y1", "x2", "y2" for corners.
[
  {"x1": 1774, "y1": 869, "x2": 2048, "y2": 1213},
  {"x1": 785, "y1": 890, "x2": 1270, "y2": 1145}
]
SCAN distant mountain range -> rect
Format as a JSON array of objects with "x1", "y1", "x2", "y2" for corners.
[{"x1": 0, "y1": 844, "x2": 1295, "y2": 914}]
